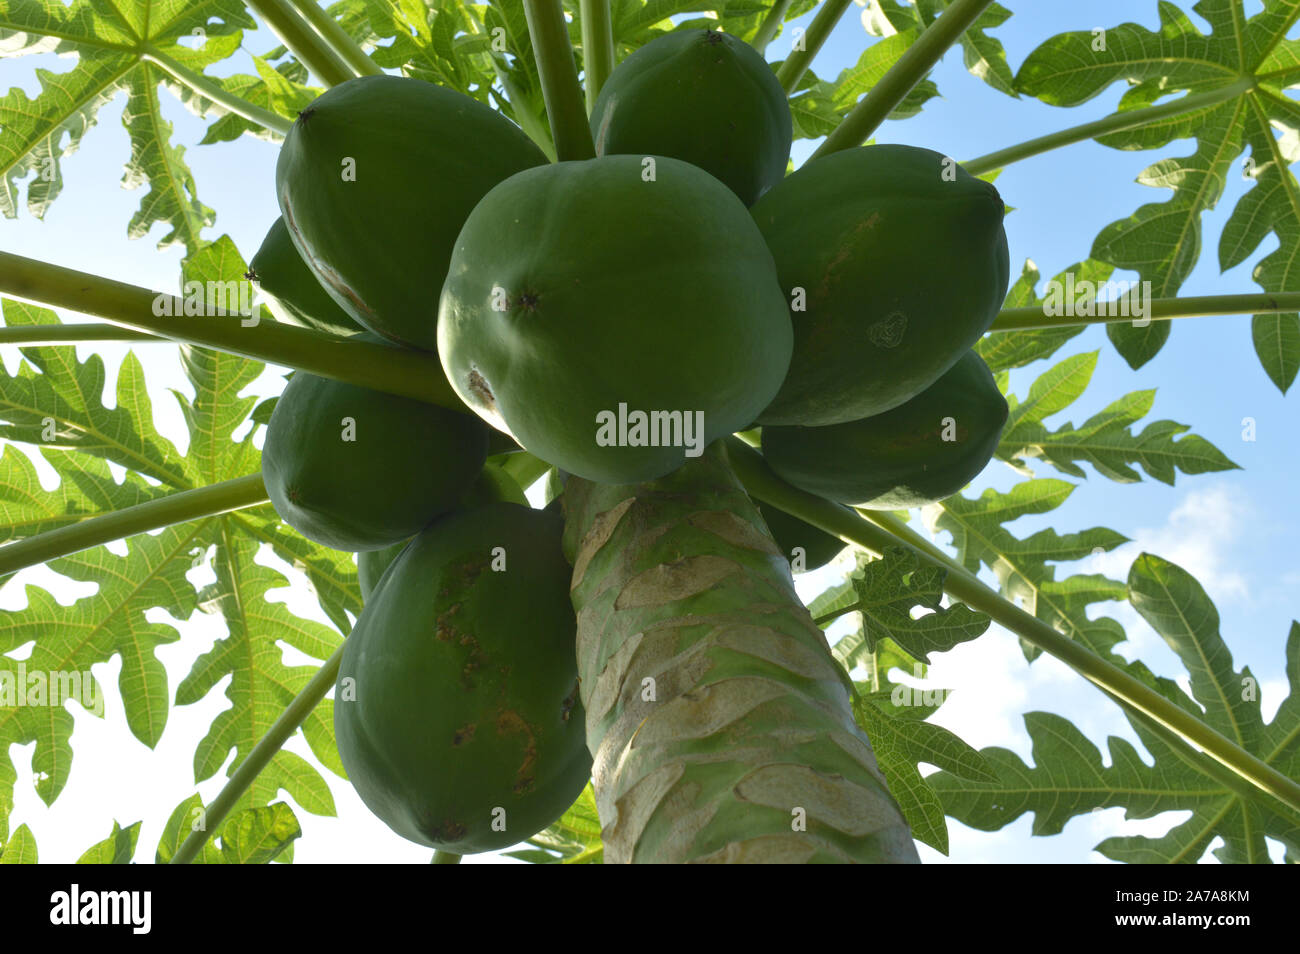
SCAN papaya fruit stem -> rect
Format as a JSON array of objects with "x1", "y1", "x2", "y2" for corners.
[
  {"x1": 143, "y1": 49, "x2": 295, "y2": 137},
  {"x1": 989, "y1": 290, "x2": 1300, "y2": 332},
  {"x1": 0, "y1": 475, "x2": 268, "y2": 577},
  {"x1": 245, "y1": 0, "x2": 355, "y2": 87},
  {"x1": 289, "y1": 0, "x2": 383, "y2": 79},
  {"x1": 810, "y1": 0, "x2": 997, "y2": 159},
  {"x1": 725, "y1": 438, "x2": 1300, "y2": 816},
  {"x1": 431, "y1": 850, "x2": 462, "y2": 864},
  {"x1": 776, "y1": 0, "x2": 854, "y2": 93},
  {"x1": 579, "y1": 0, "x2": 616, "y2": 113},
  {"x1": 522, "y1": 0, "x2": 597, "y2": 161},
  {"x1": 751, "y1": 0, "x2": 796, "y2": 54},
  {"x1": 0, "y1": 250, "x2": 463, "y2": 411},
  {"x1": 963, "y1": 77, "x2": 1257, "y2": 177},
  {"x1": 171, "y1": 642, "x2": 346, "y2": 864}
]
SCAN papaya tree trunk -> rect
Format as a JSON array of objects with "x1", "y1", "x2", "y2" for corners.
[{"x1": 561, "y1": 445, "x2": 919, "y2": 863}]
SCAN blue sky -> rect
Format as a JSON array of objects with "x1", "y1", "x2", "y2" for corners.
[{"x1": 1, "y1": 1, "x2": 1296, "y2": 863}]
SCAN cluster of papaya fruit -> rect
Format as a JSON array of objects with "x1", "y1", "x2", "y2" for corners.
[{"x1": 251, "y1": 27, "x2": 1011, "y2": 855}]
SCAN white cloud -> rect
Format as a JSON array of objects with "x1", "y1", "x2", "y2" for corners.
[{"x1": 1081, "y1": 482, "x2": 1251, "y2": 602}]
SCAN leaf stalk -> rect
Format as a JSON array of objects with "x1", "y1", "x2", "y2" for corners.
[
  {"x1": 523, "y1": 0, "x2": 596, "y2": 161},
  {"x1": 171, "y1": 642, "x2": 345, "y2": 864},
  {"x1": 963, "y1": 78, "x2": 1256, "y2": 176},
  {"x1": 725, "y1": 438, "x2": 1300, "y2": 815},
  {"x1": 0, "y1": 475, "x2": 268, "y2": 577},
  {"x1": 810, "y1": 0, "x2": 995, "y2": 158},
  {"x1": 0, "y1": 251, "x2": 460, "y2": 410}
]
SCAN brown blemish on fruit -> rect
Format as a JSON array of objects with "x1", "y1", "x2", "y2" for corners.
[
  {"x1": 430, "y1": 820, "x2": 466, "y2": 843},
  {"x1": 495, "y1": 709, "x2": 538, "y2": 794},
  {"x1": 515, "y1": 292, "x2": 540, "y2": 312},
  {"x1": 467, "y1": 368, "x2": 495, "y2": 412},
  {"x1": 817, "y1": 212, "x2": 881, "y2": 302},
  {"x1": 560, "y1": 680, "x2": 580, "y2": 723},
  {"x1": 431, "y1": 555, "x2": 492, "y2": 689},
  {"x1": 452, "y1": 723, "x2": 477, "y2": 746}
]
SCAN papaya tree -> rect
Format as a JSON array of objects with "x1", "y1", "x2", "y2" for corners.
[{"x1": 0, "y1": 0, "x2": 1298, "y2": 867}]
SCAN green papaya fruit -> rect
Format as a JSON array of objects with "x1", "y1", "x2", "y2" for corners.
[
  {"x1": 761, "y1": 350, "x2": 1009, "y2": 508},
  {"x1": 355, "y1": 462, "x2": 526, "y2": 600},
  {"x1": 262, "y1": 342, "x2": 489, "y2": 551},
  {"x1": 756, "y1": 501, "x2": 845, "y2": 572},
  {"x1": 438, "y1": 155, "x2": 792, "y2": 484},
  {"x1": 247, "y1": 216, "x2": 365, "y2": 338},
  {"x1": 276, "y1": 75, "x2": 548, "y2": 350},
  {"x1": 335, "y1": 503, "x2": 590, "y2": 853},
  {"x1": 590, "y1": 28, "x2": 792, "y2": 206},
  {"x1": 750, "y1": 144, "x2": 1010, "y2": 426}
]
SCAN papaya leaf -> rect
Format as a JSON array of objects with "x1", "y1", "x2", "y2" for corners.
[
  {"x1": 808, "y1": 549, "x2": 869, "y2": 622},
  {"x1": 1251, "y1": 312, "x2": 1300, "y2": 395},
  {"x1": 1, "y1": 521, "x2": 209, "y2": 824},
  {"x1": 0, "y1": 823, "x2": 37, "y2": 863},
  {"x1": 177, "y1": 528, "x2": 345, "y2": 820},
  {"x1": 711, "y1": 0, "x2": 817, "y2": 45},
  {"x1": 1016, "y1": 0, "x2": 1300, "y2": 376},
  {"x1": 849, "y1": 546, "x2": 990, "y2": 663},
  {"x1": 930, "y1": 556, "x2": 1300, "y2": 862},
  {"x1": 481, "y1": 1, "x2": 550, "y2": 137},
  {"x1": 783, "y1": 29, "x2": 941, "y2": 143},
  {"x1": 153, "y1": 794, "x2": 299, "y2": 863},
  {"x1": 0, "y1": 300, "x2": 190, "y2": 487},
  {"x1": 866, "y1": 0, "x2": 1016, "y2": 97},
  {"x1": 810, "y1": 545, "x2": 993, "y2": 854},
  {"x1": 194, "y1": 54, "x2": 321, "y2": 145},
  {"x1": 830, "y1": 28, "x2": 939, "y2": 119},
  {"x1": 977, "y1": 259, "x2": 1112, "y2": 373},
  {"x1": 230, "y1": 505, "x2": 362, "y2": 636},
  {"x1": 851, "y1": 689, "x2": 997, "y2": 854},
  {"x1": 176, "y1": 236, "x2": 263, "y2": 485},
  {"x1": 249, "y1": 396, "x2": 278, "y2": 428},
  {"x1": 154, "y1": 793, "x2": 220, "y2": 864},
  {"x1": 214, "y1": 802, "x2": 301, "y2": 864},
  {"x1": 934, "y1": 480, "x2": 1130, "y2": 662},
  {"x1": 366, "y1": 0, "x2": 492, "y2": 103},
  {"x1": 77, "y1": 820, "x2": 141, "y2": 864},
  {"x1": 997, "y1": 351, "x2": 1241, "y2": 484},
  {"x1": 0, "y1": 0, "x2": 254, "y2": 253},
  {"x1": 611, "y1": 0, "x2": 720, "y2": 45},
  {"x1": 506, "y1": 781, "x2": 604, "y2": 863},
  {"x1": 787, "y1": 67, "x2": 845, "y2": 141},
  {"x1": 0, "y1": 446, "x2": 161, "y2": 547},
  {"x1": 812, "y1": 554, "x2": 944, "y2": 704},
  {"x1": 0, "y1": 239, "x2": 352, "y2": 837}
]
